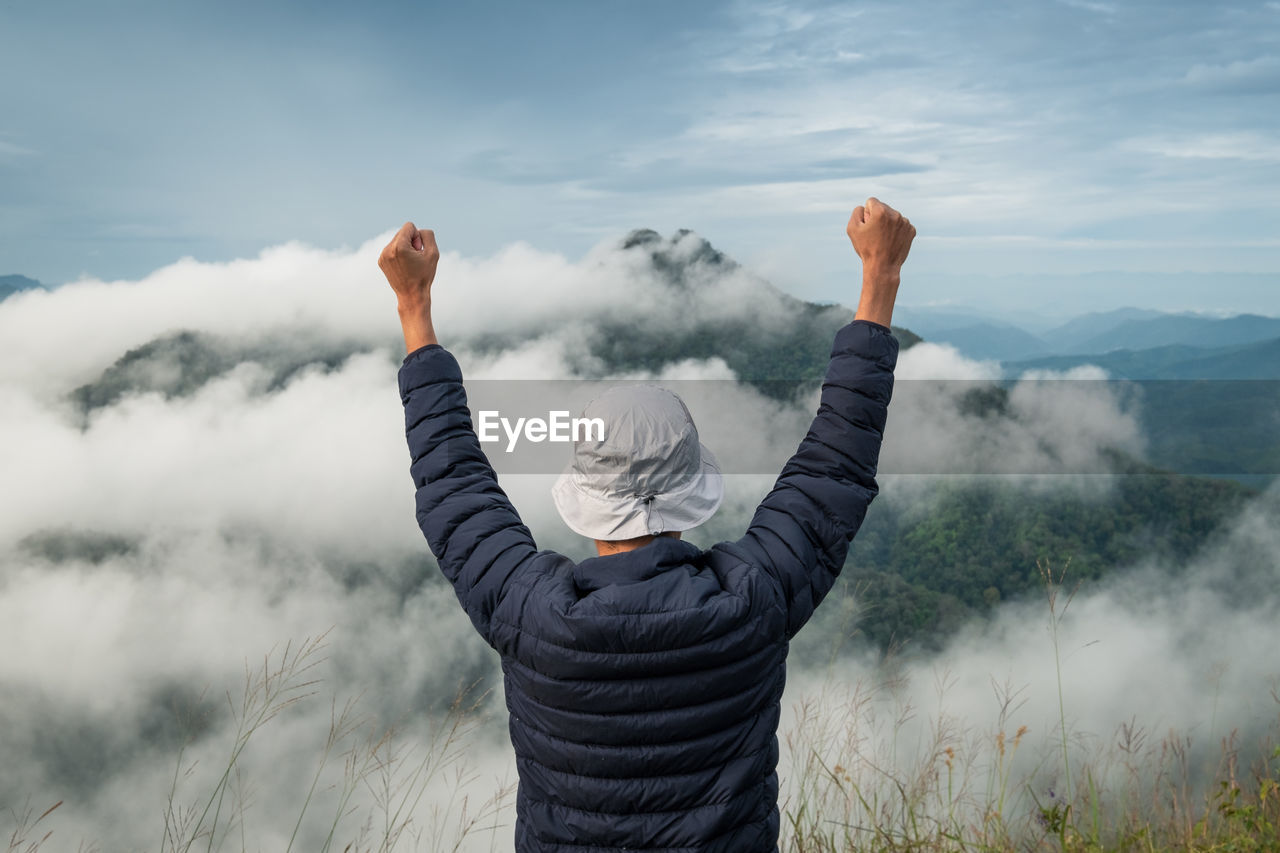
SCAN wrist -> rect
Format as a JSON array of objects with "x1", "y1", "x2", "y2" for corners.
[
  {"x1": 855, "y1": 266, "x2": 900, "y2": 328},
  {"x1": 861, "y1": 264, "x2": 901, "y2": 290},
  {"x1": 396, "y1": 293, "x2": 437, "y2": 352},
  {"x1": 399, "y1": 311, "x2": 438, "y2": 353},
  {"x1": 396, "y1": 292, "x2": 431, "y2": 318}
]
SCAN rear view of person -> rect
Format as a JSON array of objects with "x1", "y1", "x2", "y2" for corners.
[{"x1": 379, "y1": 199, "x2": 915, "y2": 851}]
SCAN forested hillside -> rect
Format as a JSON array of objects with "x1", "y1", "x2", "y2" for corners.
[{"x1": 834, "y1": 463, "x2": 1257, "y2": 653}]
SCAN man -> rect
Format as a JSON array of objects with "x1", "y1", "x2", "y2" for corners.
[{"x1": 379, "y1": 199, "x2": 914, "y2": 852}]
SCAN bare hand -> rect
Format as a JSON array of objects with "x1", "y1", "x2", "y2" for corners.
[
  {"x1": 846, "y1": 198, "x2": 915, "y2": 277},
  {"x1": 378, "y1": 222, "x2": 440, "y2": 309}
]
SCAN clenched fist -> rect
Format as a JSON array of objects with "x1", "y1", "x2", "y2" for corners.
[
  {"x1": 378, "y1": 221, "x2": 440, "y2": 309},
  {"x1": 846, "y1": 197, "x2": 915, "y2": 276}
]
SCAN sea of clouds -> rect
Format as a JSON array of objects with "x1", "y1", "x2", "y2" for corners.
[{"x1": 1, "y1": 230, "x2": 1276, "y2": 849}]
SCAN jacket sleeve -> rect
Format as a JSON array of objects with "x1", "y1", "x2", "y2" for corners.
[
  {"x1": 399, "y1": 344, "x2": 539, "y2": 645},
  {"x1": 732, "y1": 319, "x2": 898, "y2": 639}
]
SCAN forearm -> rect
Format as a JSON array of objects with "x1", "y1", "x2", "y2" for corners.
[
  {"x1": 397, "y1": 296, "x2": 439, "y2": 353},
  {"x1": 853, "y1": 266, "x2": 901, "y2": 328}
]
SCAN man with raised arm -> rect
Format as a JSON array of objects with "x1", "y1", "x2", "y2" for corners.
[{"x1": 379, "y1": 199, "x2": 914, "y2": 852}]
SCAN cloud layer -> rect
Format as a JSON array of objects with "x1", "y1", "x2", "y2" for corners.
[{"x1": 0, "y1": 231, "x2": 1274, "y2": 848}]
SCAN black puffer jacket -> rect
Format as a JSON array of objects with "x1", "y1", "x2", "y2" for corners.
[{"x1": 399, "y1": 320, "x2": 898, "y2": 851}]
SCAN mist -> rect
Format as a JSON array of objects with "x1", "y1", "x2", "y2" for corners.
[{"x1": 1, "y1": 230, "x2": 1275, "y2": 849}]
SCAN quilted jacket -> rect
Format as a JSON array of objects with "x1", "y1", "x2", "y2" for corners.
[{"x1": 399, "y1": 319, "x2": 898, "y2": 851}]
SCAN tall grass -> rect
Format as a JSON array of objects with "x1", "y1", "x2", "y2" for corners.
[
  {"x1": 780, "y1": 669, "x2": 1280, "y2": 851},
  {"x1": 8, "y1": 570, "x2": 1280, "y2": 852},
  {"x1": 780, "y1": 561, "x2": 1280, "y2": 852},
  {"x1": 6, "y1": 633, "x2": 513, "y2": 853}
]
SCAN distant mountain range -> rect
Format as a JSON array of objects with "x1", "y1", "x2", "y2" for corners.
[
  {"x1": 1007, "y1": 336, "x2": 1280, "y2": 380},
  {"x1": 1057, "y1": 312, "x2": 1280, "y2": 355},
  {"x1": 894, "y1": 304, "x2": 1280, "y2": 379},
  {"x1": 1037, "y1": 306, "x2": 1167, "y2": 351},
  {"x1": 0, "y1": 274, "x2": 43, "y2": 300}
]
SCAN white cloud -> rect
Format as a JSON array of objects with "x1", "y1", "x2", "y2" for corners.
[
  {"x1": 1184, "y1": 55, "x2": 1280, "y2": 91},
  {"x1": 1126, "y1": 132, "x2": 1280, "y2": 163},
  {"x1": 709, "y1": 0, "x2": 865, "y2": 73},
  {"x1": 1055, "y1": 0, "x2": 1117, "y2": 14},
  {"x1": 878, "y1": 344, "x2": 1144, "y2": 480},
  {"x1": 0, "y1": 229, "x2": 1256, "y2": 849},
  {"x1": 0, "y1": 138, "x2": 34, "y2": 158}
]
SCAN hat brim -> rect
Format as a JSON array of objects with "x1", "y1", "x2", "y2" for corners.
[{"x1": 552, "y1": 443, "x2": 724, "y2": 541}]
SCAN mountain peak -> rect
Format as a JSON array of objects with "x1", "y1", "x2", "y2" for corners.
[
  {"x1": 618, "y1": 229, "x2": 734, "y2": 287},
  {"x1": 620, "y1": 228, "x2": 662, "y2": 249},
  {"x1": 1, "y1": 274, "x2": 44, "y2": 301}
]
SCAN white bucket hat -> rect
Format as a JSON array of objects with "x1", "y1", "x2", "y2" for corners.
[{"x1": 551, "y1": 384, "x2": 723, "y2": 541}]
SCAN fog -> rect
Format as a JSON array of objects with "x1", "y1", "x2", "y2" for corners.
[
  {"x1": 1, "y1": 230, "x2": 1274, "y2": 849},
  {"x1": 780, "y1": 481, "x2": 1280, "y2": 829}
]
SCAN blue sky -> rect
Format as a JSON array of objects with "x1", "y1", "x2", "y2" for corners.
[{"x1": 2, "y1": 0, "x2": 1278, "y2": 318}]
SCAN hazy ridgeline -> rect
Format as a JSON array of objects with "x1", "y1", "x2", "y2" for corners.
[{"x1": 2, "y1": 231, "x2": 1277, "y2": 850}]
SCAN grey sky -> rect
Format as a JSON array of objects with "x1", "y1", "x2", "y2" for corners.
[{"x1": 1, "y1": 0, "x2": 1277, "y2": 316}]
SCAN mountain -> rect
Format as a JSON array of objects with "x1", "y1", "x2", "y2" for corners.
[
  {"x1": 0, "y1": 274, "x2": 43, "y2": 301},
  {"x1": 69, "y1": 231, "x2": 925, "y2": 414},
  {"x1": 1067, "y1": 313, "x2": 1280, "y2": 354},
  {"x1": 893, "y1": 306, "x2": 1012, "y2": 335},
  {"x1": 1005, "y1": 335, "x2": 1280, "y2": 380},
  {"x1": 905, "y1": 321, "x2": 1049, "y2": 361},
  {"x1": 474, "y1": 228, "x2": 922, "y2": 397},
  {"x1": 70, "y1": 330, "x2": 370, "y2": 417},
  {"x1": 1041, "y1": 306, "x2": 1166, "y2": 352},
  {"x1": 896, "y1": 305, "x2": 1280, "y2": 365},
  {"x1": 1005, "y1": 337, "x2": 1280, "y2": 484},
  {"x1": 830, "y1": 461, "x2": 1261, "y2": 653},
  {"x1": 892, "y1": 307, "x2": 1051, "y2": 359},
  {"x1": 1168, "y1": 336, "x2": 1280, "y2": 379}
]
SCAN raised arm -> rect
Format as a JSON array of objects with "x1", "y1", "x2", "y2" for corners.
[
  {"x1": 380, "y1": 223, "x2": 538, "y2": 644},
  {"x1": 379, "y1": 221, "x2": 441, "y2": 353},
  {"x1": 731, "y1": 198, "x2": 914, "y2": 638}
]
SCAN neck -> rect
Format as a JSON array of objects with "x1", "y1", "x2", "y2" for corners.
[{"x1": 594, "y1": 531, "x2": 682, "y2": 556}]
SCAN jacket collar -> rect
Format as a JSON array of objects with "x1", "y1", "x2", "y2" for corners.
[{"x1": 572, "y1": 537, "x2": 702, "y2": 593}]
